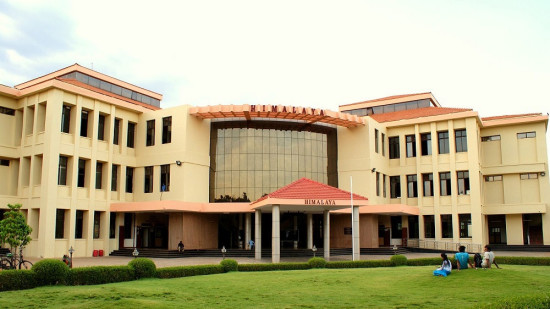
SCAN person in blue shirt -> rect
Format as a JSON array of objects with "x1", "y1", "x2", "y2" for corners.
[{"x1": 455, "y1": 245, "x2": 474, "y2": 271}]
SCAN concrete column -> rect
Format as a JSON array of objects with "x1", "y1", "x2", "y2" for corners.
[
  {"x1": 272, "y1": 205, "x2": 280, "y2": 263},
  {"x1": 245, "y1": 213, "x2": 251, "y2": 249},
  {"x1": 255, "y1": 210, "x2": 262, "y2": 260},
  {"x1": 307, "y1": 213, "x2": 313, "y2": 249},
  {"x1": 323, "y1": 210, "x2": 330, "y2": 260},
  {"x1": 352, "y1": 206, "x2": 360, "y2": 261}
]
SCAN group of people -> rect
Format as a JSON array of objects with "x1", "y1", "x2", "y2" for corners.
[{"x1": 434, "y1": 245, "x2": 500, "y2": 277}]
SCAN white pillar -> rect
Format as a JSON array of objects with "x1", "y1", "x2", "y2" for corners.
[
  {"x1": 255, "y1": 210, "x2": 262, "y2": 260},
  {"x1": 272, "y1": 205, "x2": 281, "y2": 263},
  {"x1": 352, "y1": 206, "x2": 360, "y2": 260},
  {"x1": 307, "y1": 213, "x2": 313, "y2": 249},
  {"x1": 245, "y1": 213, "x2": 251, "y2": 249},
  {"x1": 323, "y1": 210, "x2": 330, "y2": 260}
]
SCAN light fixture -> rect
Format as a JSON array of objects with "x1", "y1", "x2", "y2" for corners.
[
  {"x1": 221, "y1": 246, "x2": 227, "y2": 260},
  {"x1": 68, "y1": 246, "x2": 75, "y2": 268},
  {"x1": 371, "y1": 168, "x2": 376, "y2": 173},
  {"x1": 176, "y1": 160, "x2": 182, "y2": 166},
  {"x1": 132, "y1": 248, "x2": 139, "y2": 258},
  {"x1": 541, "y1": 172, "x2": 546, "y2": 177},
  {"x1": 312, "y1": 245, "x2": 317, "y2": 258}
]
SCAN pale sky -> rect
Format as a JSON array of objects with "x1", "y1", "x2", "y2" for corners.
[{"x1": 1, "y1": 0, "x2": 549, "y2": 120}]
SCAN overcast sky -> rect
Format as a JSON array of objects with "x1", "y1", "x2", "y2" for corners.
[{"x1": 1, "y1": 0, "x2": 549, "y2": 120}]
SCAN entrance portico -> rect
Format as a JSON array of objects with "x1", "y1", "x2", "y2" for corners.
[{"x1": 251, "y1": 178, "x2": 369, "y2": 263}]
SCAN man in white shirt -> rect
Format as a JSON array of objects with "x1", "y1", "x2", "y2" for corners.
[{"x1": 482, "y1": 245, "x2": 500, "y2": 269}]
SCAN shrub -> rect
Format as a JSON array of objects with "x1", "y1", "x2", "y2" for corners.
[
  {"x1": 476, "y1": 293, "x2": 550, "y2": 309},
  {"x1": 66, "y1": 266, "x2": 134, "y2": 285},
  {"x1": 390, "y1": 254, "x2": 407, "y2": 266},
  {"x1": 406, "y1": 257, "x2": 442, "y2": 266},
  {"x1": 128, "y1": 258, "x2": 156, "y2": 279},
  {"x1": 238, "y1": 262, "x2": 310, "y2": 272},
  {"x1": 0, "y1": 270, "x2": 37, "y2": 291},
  {"x1": 326, "y1": 260, "x2": 392, "y2": 269},
  {"x1": 156, "y1": 265, "x2": 224, "y2": 279},
  {"x1": 495, "y1": 256, "x2": 550, "y2": 266},
  {"x1": 308, "y1": 257, "x2": 327, "y2": 268},
  {"x1": 32, "y1": 259, "x2": 69, "y2": 286},
  {"x1": 220, "y1": 259, "x2": 238, "y2": 272}
]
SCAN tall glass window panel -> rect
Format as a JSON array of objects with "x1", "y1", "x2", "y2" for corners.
[
  {"x1": 408, "y1": 216, "x2": 419, "y2": 239},
  {"x1": 93, "y1": 211, "x2": 101, "y2": 239},
  {"x1": 420, "y1": 133, "x2": 431, "y2": 156},
  {"x1": 439, "y1": 172, "x2": 451, "y2": 196},
  {"x1": 95, "y1": 162, "x2": 103, "y2": 189},
  {"x1": 455, "y1": 129, "x2": 467, "y2": 152},
  {"x1": 374, "y1": 129, "x2": 379, "y2": 153},
  {"x1": 55, "y1": 209, "x2": 65, "y2": 239},
  {"x1": 111, "y1": 164, "x2": 118, "y2": 191},
  {"x1": 80, "y1": 110, "x2": 89, "y2": 137},
  {"x1": 438, "y1": 131, "x2": 449, "y2": 154},
  {"x1": 146, "y1": 120, "x2": 155, "y2": 146},
  {"x1": 77, "y1": 159, "x2": 86, "y2": 188},
  {"x1": 441, "y1": 214, "x2": 453, "y2": 238},
  {"x1": 98, "y1": 114, "x2": 106, "y2": 141},
  {"x1": 61, "y1": 105, "x2": 71, "y2": 133},
  {"x1": 127, "y1": 122, "x2": 136, "y2": 148},
  {"x1": 376, "y1": 172, "x2": 380, "y2": 196},
  {"x1": 422, "y1": 173, "x2": 433, "y2": 197},
  {"x1": 389, "y1": 136, "x2": 400, "y2": 159},
  {"x1": 459, "y1": 214, "x2": 472, "y2": 238},
  {"x1": 144, "y1": 166, "x2": 153, "y2": 193},
  {"x1": 160, "y1": 164, "x2": 170, "y2": 192},
  {"x1": 391, "y1": 216, "x2": 402, "y2": 239},
  {"x1": 162, "y1": 116, "x2": 172, "y2": 144},
  {"x1": 125, "y1": 167, "x2": 134, "y2": 193},
  {"x1": 457, "y1": 171, "x2": 470, "y2": 195},
  {"x1": 381, "y1": 133, "x2": 385, "y2": 156},
  {"x1": 407, "y1": 174, "x2": 418, "y2": 198},
  {"x1": 109, "y1": 212, "x2": 116, "y2": 239},
  {"x1": 383, "y1": 174, "x2": 387, "y2": 198},
  {"x1": 424, "y1": 215, "x2": 435, "y2": 238},
  {"x1": 75, "y1": 210, "x2": 84, "y2": 239},
  {"x1": 113, "y1": 118, "x2": 120, "y2": 145},
  {"x1": 406, "y1": 135, "x2": 416, "y2": 157},
  {"x1": 58, "y1": 156, "x2": 68, "y2": 185},
  {"x1": 390, "y1": 176, "x2": 401, "y2": 198}
]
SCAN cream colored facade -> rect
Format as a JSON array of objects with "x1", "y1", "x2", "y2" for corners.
[{"x1": 0, "y1": 65, "x2": 549, "y2": 258}]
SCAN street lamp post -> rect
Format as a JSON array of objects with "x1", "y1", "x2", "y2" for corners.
[
  {"x1": 312, "y1": 245, "x2": 317, "y2": 258},
  {"x1": 221, "y1": 246, "x2": 227, "y2": 260},
  {"x1": 68, "y1": 246, "x2": 75, "y2": 268},
  {"x1": 132, "y1": 248, "x2": 139, "y2": 259},
  {"x1": 392, "y1": 244, "x2": 398, "y2": 255}
]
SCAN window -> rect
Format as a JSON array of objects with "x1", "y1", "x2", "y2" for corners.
[
  {"x1": 144, "y1": 166, "x2": 153, "y2": 193},
  {"x1": 457, "y1": 171, "x2": 470, "y2": 195},
  {"x1": 58, "y1": 156, "x2": 68, "y2": 185},
  {"x1": 381, "y1": 133, "x2": 385, "y2": 156},
  {"x1": 517, "y1": 131, "x2": 536, "y2": 139},
  {"x1": 424, "y1": 215, "x2": 435, "y2": 238},
  {"x1": 0, "y1": 159, "x2": 9, "y2": 166},
  {"x1": 0, "y1": 106, "x2": 15, "y2": 116},
  {"x1": 98, "y1": 114, "x2": 106, "y2": 141},
  {"x1": 374, "y1": 129, "x2": 379, "y2": 153},
  {"x1": 127, "y1": 122, "x2": 136, "y2": 148},
  {"x1": 61, "y1": 105, "x2": 71, "y2": 133},
  {"x1": 125, "y1": 167, "x2": 134, "y2": 193},
  {"x1": 422, "y1": 173, "x2": 433, "y2": 197},
  {"x1": 75, "y1": 210, "x2": 84, "y2": 239},
  {"x1": 459, "y1": 214, "x2": 472, "y2": 238},
  {"x1": 439, "y1": 172, "x2": 451, "y2": 196},
  {"x1": 390, "y1": 176, "x2": 401, "y2": 198},
  {"x1": 160, "y1": 164, "x2": 170, "y2": 192},
  {"x1": 375, "y1": 172, "x2": 380, "y2": 196},
  {"x1": 113, "y1": 118, "x2": 121, "y2": 145},
  {"x1": 111, "y1": 164, "x2": 119, "y2": 191},
  {"x1": 109, "y1": 212, "x2": 116, "y2": 239},
  {"x1": 146, "y1": 120, "x2": 155, "y2": 146},
  {"x1": 124, "y1": 213, "x2": 132, "y2": 238},
  {"x1": 455, "y1": 129, "x2": 467, "y2": 152},
  {"x1": 162, "y1": 116, "x2": 172, "y2": 144},
  {"x1": 481, "y1": 135, "x2": 500, "y2": 142},
  {"x1": 441, "y1": 214, "x2": 453, "y2": 238},
  {"x1": 391, "y1": 216, "x2": 402, "y2": 239},
  {"x1": 55, "y1": 209, "x2": 65, "y2": 239},
  {"x1": 407, "y1": 175, "x2": 418, "y2": 198},
  {"x1": 95, "y1": 162, "x2": 103, "y2": 189},
  {"x1": 80, "y1": 110, "x2": 89, "y2": 137},
  {"x1": 520, "y1": 173, "x2": 538, "y2": 180},
  {"x1": 383, "y1": 174, "x2": 387, "y2": 198},
  {"x1": 420, "y1": 133, "x2": 431, "y2": 156},
  {"x1": 389, "y1": 136, "x2": 400, "y2": 159},
  {"x1": 408, "y1": 216, "x2": 419, "y2": 239},
  {"x1": 77, "y1": 159, "x2": 86, "y2": 188},
  {"x1": 438, "y1": 131, "x2": 449, "y2": 154},
  {"x1": 93, "y1": 211, "x2": 101, "y2": 239},
  {"x1": 406, "y1": 135, "x2": 416, "y2": 157},
  {"x1": 485, "y1": 175, "x2": 502, "y2": 182}
]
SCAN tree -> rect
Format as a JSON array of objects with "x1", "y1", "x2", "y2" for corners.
[{"x1": 0, "y1": 204, "x2": 32, "y2": 253}]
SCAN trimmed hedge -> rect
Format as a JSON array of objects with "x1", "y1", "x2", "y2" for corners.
[
  {"x1": 308, "y1": 257, "x2": 327, "y2": 268},
  {"x1": 0, "y1": 270, "x2": 37, "y2": 291},
  {"x1": 238, "y1": 262, "x2": 310, "y2": 272},
  {"x1": 476, "y1": 293, "x2": 550, "y2": 309},
  {"x1": 32, "y1": 259, "x2": 69, "y2": 286},
  {"x1": 220, "y1": 259, "x2": 238, "y2": 272},
  {"x1": 390, "y1": 254, "x2": 407, "y2": 266},
  {"x1": 495, "y1": 256, "x2": 550, "y2": 266},
  {"x1": 406, "y1": 258, "x2": 442, "y2": 267},
  {"x1": 66, "y1": 266, "x2": 134, "y2": 286},
  {"x1": 128, "y1": 258, "x2": 156, "y2": 279},
  {"x1": 326, "y1": 260, "x2": 392, "y2": 269},
  {"x1": 156, "y1": 265, "x2": 224, "y2": 279}
]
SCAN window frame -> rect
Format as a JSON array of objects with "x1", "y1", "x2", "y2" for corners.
[
  {"x1": 389, "y1": 136, "x2": 400, "y2": 159},
  {"x1": 407, "y1": 174, "x2": 418, "y2": 198},
  {"x1": 405, "y1": 134, "x2": 416, "y2": 157},
  {"x1": 438, "y1": 131, "x2": 449, "y2": 154},
  {"x1": 455, "y1": 129, "x2": 467, "y2": 152}
]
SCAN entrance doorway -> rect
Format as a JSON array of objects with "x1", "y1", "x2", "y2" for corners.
[
  {"x1": 138, "y1": 213, "x2": 168, "y2": 249},
  {"x1": 523, "y1": 214, "x2": 543, "y2": 245},
  {"x1": 488, "y1": 215, "x2": 507, "y2": 244}
]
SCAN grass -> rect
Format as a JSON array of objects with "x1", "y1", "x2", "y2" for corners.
[{"x1": 1, "y1": 265, "x2": 549, "y2": 308}]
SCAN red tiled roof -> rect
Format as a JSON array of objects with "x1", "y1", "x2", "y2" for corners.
[
  {"x1": 370, "y1": 106, "x2": 472, "y2": 123},
  {"x1": 482, "y1": 113, "x2": 542, "y2": 121},
  {"x1": 252, "y1": 178, "x2": 368, "y2": 205},
  {"x1": 341, "y1": 92, "x2": 433, "y2": 107},
  {"x1": 57, "y1": 78, "x2": 160, "y2": 111}
]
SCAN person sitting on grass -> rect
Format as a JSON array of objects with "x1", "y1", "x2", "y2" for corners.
[
  {"x1": 482, "y1": 245, "x2": 500, "y2": 269},
  {"x1": 433, "y1": 253, "x2": 452, "y2": 277},
  {"x1": 455, "y1": 245, "x2": 474, "y2": 271}
]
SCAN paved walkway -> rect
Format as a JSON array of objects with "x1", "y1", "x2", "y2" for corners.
[{"x1": 25, "y1": 251, "x2": 550, "y2": 268}]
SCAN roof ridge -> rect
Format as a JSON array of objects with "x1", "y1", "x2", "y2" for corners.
[{"x1": 482, "y1": 113, "x2": 542, "y2": 121}]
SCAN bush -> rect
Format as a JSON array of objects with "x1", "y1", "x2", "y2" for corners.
[
  {"x1": 390, "y1": 254, "x2": 407, "y2": 266},
  {"x1": 238, "y1": 262, "x2": 310, "y2": 272},
  {"x1": 495, "y1": 256, "x2": 550, "y2": 266},
  {"x1": 406, "y1": 257, "x2": 442, "y2": 266},
  {"x1": 128, "y1": 258, "x2": 156, "y2": 279},
  {"x1": 66, "y1": 266, "x2": 134, "y2": 285},
  {"x1": 32, "y1": 259, "x2": 69, "y2": 286},
  {"x1": 0, "y1": 270, "x2": 37, "y2": 291},
  {"x1": 156, "y1": 265, "x2": 224, "y2": 279},
  {"x1": 326, "y1": 260, "x2": 392, "y2": 269},
  {"x1": 220, "y1": 259, "x2": 238, "y2": 272},
  {"x1": 308, "y1": 257, "x2": 327, "y2": 268},
  {"x1": 476, "y1": 293, "x2": 550, "y2": 309}
]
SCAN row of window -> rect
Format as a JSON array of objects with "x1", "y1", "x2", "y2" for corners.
[
  {"x1": 423, "y1": 214, "x2": 472, "y2": 238},
  {"x1": 389, "y1": 171, "x2": 470, "y2": 198},
  {"x1": 0, "y1": 106, "x2": 15, "y2": 116},
  {"x1": 345, "y1": 99, "x2": 431, "y2": 117},
  {"x1": 55, "y1": 210, "x2": 117, "y2": 239},
  {"x1": 58, "y1": 156, "x2": 171, "y2": 193},
  {"x1": 60, "y1": 105, "x2": 172, "y2": 147},
  {"x1": 388, "y1": 129, "x2": 467, "y2": 159}
]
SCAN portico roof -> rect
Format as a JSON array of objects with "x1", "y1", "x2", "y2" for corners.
[{"x1": 251, "y1": 178, "x2": 369, "y2": 212}]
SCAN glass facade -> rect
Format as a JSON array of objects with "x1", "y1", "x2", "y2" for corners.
[{"x1": 209, "y1": 121, "x2": 338, "y2": 202}]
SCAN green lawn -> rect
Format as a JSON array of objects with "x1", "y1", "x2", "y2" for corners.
[{"x1": 1, "y1": 265, "x2": 549, "y2": 308}]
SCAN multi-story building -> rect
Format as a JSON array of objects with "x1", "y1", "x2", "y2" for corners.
[{"x1": 0, "y1": 64, "x2": 548, "y2": 260}]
